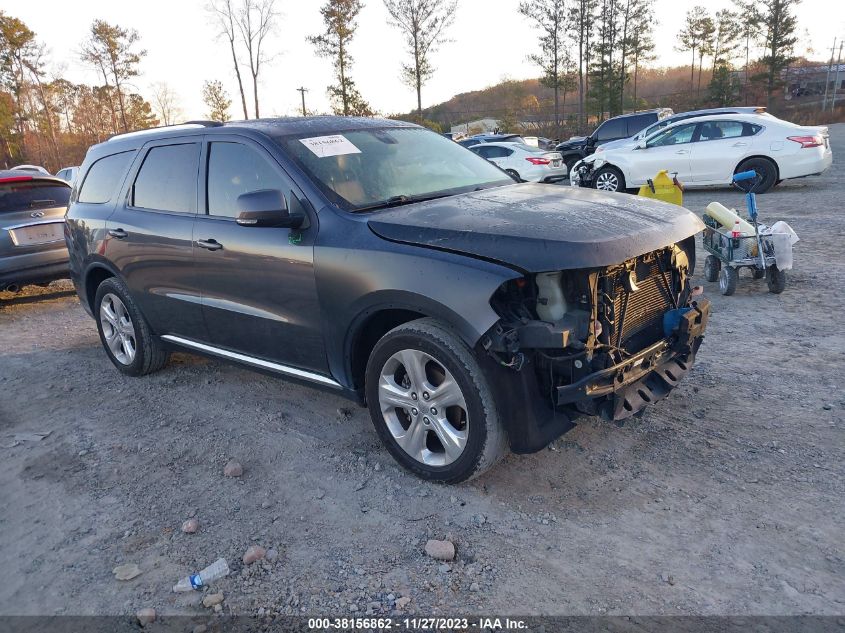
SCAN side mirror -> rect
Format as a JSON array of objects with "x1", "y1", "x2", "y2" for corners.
[
  {"x1": 235, "y1": 189, "x2": 304, "y2": 228},
  {"x1": 636, "y1": 140, "x2": 647, "y2": 150}
]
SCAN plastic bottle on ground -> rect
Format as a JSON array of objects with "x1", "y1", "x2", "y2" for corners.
[{"x1": 172, "y1": 558, "x2": 230, "y2": 592}]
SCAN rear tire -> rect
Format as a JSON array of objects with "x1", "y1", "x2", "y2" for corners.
[
  {"x1": 736, "y1": 157, "x2": 778, "y2": 193},
  {"x1": 719, "y1": 266, "x2": 738, "y2": 296},
  {"x1": 766, "y1": 265, "x2": 786, "y2": 293},
  {"x1": 594, "y1": 166, "x2": 625, "y2": 192},
  {"x1": 704, "y1": 255, "x2": 721, "y2": 282},
  {"x1": 94, "y1": 277, "x2": 169, "y2": 376},
  {"x1": 364, "y1": 318, "x2": 507, "y2": 483}
]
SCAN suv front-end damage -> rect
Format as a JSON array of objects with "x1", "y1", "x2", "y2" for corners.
[{"x1": 481, "y1": 240, "x2": 710, "y2": 453}]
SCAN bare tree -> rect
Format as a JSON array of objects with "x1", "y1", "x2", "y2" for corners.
[
  {"x1": 383, "y1": 0, "x2": 458, "y2": 118},
  {"x1": 235, "y1": 0, "x2": 278, "y2": 118},
  {"x1": 208, "y1": 0, "x2": 250, "y2": 119},
  {"x1": 80, "y1": 20, "x2": 146, "y2": 133},
  {"x1": 518, "y1": 0, "x2": 568, "y2": 128},
  {"x1": 150, "y1": 81, "x2": 183, "y2": 126}
]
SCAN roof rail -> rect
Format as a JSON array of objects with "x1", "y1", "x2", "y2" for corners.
[
  {"x1": 183, "y1": 120, "x2": 225, "y2": 127},
  {"x1": 107, "y1": 120, "x2": 226, "y2": 142}
]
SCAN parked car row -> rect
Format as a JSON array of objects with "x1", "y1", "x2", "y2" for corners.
[{"x1": 570, "y1": 112, "x2": 832, "y2": 193}]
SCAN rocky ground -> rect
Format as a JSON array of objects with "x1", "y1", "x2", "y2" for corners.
[{"x1": 1, "y1": 125, "x2": 843, "y2": 625}]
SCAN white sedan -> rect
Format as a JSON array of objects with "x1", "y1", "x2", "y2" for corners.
[
  {"x1": 470, "y1": 142, "x2": 568, "y2": 182},
  {"x1": 571, "y1": 113, "x2": 832, "y2": 193}
]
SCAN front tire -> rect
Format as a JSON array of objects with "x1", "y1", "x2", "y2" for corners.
[
  {"x1": 365, "y1": 318, "x2": 507, "y2": 483},
  {"x1": 719, "y1": 266, "x2": 738, "y2": 296},
  {"x1": 594, "y1": 166, "x2": 625, "y2": 192},
  {"x1": 94, "y1": 277, "x2": 169, "y2": 376},
  {"x1": 767, "y1": 265, "x2": 786, "y2": 293}
]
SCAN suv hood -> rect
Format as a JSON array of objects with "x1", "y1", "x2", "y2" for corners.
[{"x1": 367, "y1": 184, "x2": 704, "y2": 272}]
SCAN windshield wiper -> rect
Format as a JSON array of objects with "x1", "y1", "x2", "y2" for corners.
[{"x1": 352, "y1": 192, "x2": 451, "y2": 213}]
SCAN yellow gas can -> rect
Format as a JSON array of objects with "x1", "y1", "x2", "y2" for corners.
[{"x1": 637, "y1": 170, "x2": 684, "y2": 206}]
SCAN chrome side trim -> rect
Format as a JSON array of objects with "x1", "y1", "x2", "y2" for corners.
[{"x1": 160, "y1": 335, "x2": 342, "y2": 388}]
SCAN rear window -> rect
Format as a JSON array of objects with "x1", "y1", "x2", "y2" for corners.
[
  {"x1": 0, "y1": 180, "x2": 70, "y2": 213},
  {"x1": 78, "y1": 151, "x2": 135, "y2": 204},
  {"x1": 132, "y1": 143, "x2": 200, "y2": 213}
]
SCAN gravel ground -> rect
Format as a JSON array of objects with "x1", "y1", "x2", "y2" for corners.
[{"x1": 1, "y1": 125, "x2": 843, "y2": 620}]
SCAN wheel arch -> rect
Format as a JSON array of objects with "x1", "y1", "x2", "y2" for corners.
[
  {"x1": 83, "y1": 261, "x2": 120, "y2": 314},
  {"x1": 344, "y1": 291, "x2": 499, "y2": 393}
]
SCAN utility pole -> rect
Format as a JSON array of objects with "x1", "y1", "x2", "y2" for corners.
[
  {"x1": 832, "y1": 42, "x2": 844, "y2": 111},
  {"x1": 296, "y1": 87, "x2": 308, "y2": 116},
  {"x1": 823, "y1": 38, "x2": 837, "y2": 111}
]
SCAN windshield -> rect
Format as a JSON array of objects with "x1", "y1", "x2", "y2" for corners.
[{"x1": 278, "y1": 127, "x2": 512, "y2": 211}]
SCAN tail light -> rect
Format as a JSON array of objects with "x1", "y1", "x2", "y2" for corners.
[
  {"x1": 787, "y1": 135, "x2": 823, "y2": 148},
  {"x1": 526, "y1": 157, "x2": 551, "y2": 165}
]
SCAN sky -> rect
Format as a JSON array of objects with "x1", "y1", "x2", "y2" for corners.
[{"x1": 9, "y1": 0, "x2": 845, "y2": 121}]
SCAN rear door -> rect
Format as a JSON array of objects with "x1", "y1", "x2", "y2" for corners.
[
  {"x1": 628, "y1": 122, "x2": 697, "y2": 185},
  {"x1": 0, "y1": 176, "x2": 70, "y2": 278},
  {"x1": 191, "y1": 135, "x2": 328, "y2": 373},
  {"x1": 106, "y1": 138, "x2": 205, "y2": 337},
  {"x1": 690, "y1": 120, "x2": 761, "y2": 183}
]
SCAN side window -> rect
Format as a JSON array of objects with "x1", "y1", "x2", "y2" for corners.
[
  {"x1": 77, "y1": 151, "x2": 135, "y2": 204},
  {"x1": 743, "y1": 123, "x2": 763, "y2": 137},
  {"x1": 132, "y1": 143, "x2": 199, "y2": 213},
  {"x1": 206, "y1": 142, "x2": 290, "y2": 218},
  {"x1": 487, "y1": 147, "x2": 512, "y2": 158},
  {"x1": 699, "y1": 121, "x2": 745, "y2": 141},
  {"x1": 594, "y1": 118, "x2": 627, "y2": 141},
  {"x1": 647, "y1": 123, "x2": 697, "y2": 147},
  {"x1": 474, "y1": 146, "x2": 492, "y2": 159},
  {"x1": 626, "y1": 114, "x2": 653, "y2": 136}
]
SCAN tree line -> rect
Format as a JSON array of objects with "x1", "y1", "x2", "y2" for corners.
[
  {"x1": 513, "y1": 0, "x2": 802, "y2": 133},
  {"x1": 0, "y1": 0, "x2": 807, "y2": 170}
]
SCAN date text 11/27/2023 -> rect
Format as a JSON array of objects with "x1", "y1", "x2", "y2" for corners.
[{"x1": 307, "y1": 617, "x2": 528, "y2": 630}]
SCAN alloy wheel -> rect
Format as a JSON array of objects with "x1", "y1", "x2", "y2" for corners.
[
  {"x1": 99, "y1": 293, "x2": 137, "y2": 365},
  {"x1": 377, "y1": 349, "x2": 469, "y2": 467},
  {"x1": 595, "y1": 171, "x2": 619, "y2": 191}
]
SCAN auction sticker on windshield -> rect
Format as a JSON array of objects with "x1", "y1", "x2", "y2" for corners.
[{"x1": 300, "y1": 135, "x2": 362, "y2": 157}]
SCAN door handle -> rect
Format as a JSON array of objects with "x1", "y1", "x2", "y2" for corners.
[
  {"x1": 675, "y1": 150, "x2": 689, "y2": 154},
  {"x1": 196, "y1": 238, "x2": 223, "y2": 251},
  {"x1": 108, "y1": 228, "x2": 128, "y2": 239},
  {"x1": 732, "y1": 142, "x2": 748, "y2": 147}
]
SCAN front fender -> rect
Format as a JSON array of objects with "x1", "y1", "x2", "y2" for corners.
[{"x1": 314, "y1": 208, "x2": 520, "y2": 388}]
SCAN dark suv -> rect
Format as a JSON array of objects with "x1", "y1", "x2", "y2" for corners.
[
  {"x1": 65, "y1": 117, "x2": 710, "y2": 483},
  {"x1": 555, "y1": 109, "x2": 673, "y2": 171}
]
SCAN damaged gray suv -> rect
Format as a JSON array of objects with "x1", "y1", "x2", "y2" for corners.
[{"x1": 65, "y1": 117, "x2": 710, "y2": 483}]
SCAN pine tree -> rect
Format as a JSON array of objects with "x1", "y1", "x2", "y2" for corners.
[
  {"x1": 757, "y1": 0, "x2": 799, "y2": 108},
  {"x1": 309, "y1": 0, "x2": 373, "y2": 117}
]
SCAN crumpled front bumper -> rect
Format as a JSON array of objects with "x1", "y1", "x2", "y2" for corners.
[{"x1": 556, "y1": 298, "x2": 711, "y2": 420}]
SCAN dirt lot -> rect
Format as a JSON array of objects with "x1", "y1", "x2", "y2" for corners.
[{"x1": 1, "y1": 125, "x2": 844, "y2": 622}]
